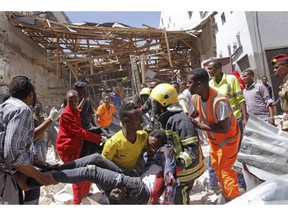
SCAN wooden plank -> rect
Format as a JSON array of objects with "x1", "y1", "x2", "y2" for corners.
[{"x1": 163, "y1": 29, "x2": 173, "y2": 67}]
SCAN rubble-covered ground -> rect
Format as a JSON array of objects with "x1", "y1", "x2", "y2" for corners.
[{"x1": 39, "y1": 142, "x2": 224, "y2": 205}]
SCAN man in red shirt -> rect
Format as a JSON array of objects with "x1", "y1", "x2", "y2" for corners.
[{"x1": 56, "y1": 89, "x2": 103, "y2": 204}]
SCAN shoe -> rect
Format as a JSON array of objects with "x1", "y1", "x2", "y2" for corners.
[{"x1": 239, "y1": 187, "x2": 246, "y2": 195}]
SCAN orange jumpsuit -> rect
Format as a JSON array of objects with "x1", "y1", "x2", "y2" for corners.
[{"x1": 192, "y1": 87, "x2": 240, "y2": 199}]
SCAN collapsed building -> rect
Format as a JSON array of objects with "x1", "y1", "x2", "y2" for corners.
[{"x1": 0, "y1": 11, "x2": 217, "y2": 107}]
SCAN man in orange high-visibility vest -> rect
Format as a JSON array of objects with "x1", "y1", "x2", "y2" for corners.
[{"x1": 187, "y1": 68, "x2": 241, "y2": 203}]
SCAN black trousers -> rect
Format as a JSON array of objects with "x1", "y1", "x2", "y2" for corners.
[{"x1": 51, "y1": 153, "x2": 149, "y2": 204}]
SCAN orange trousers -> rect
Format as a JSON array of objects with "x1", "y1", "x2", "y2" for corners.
[{"x1": 210, "y1": 139, "x2": 240, "y2": 199}]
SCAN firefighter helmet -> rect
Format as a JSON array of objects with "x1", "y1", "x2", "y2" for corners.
[
  {"x1": 150, "y1": 83, "x2": 179, "y2": 107},
  {"x1": 139, "y1": 87, "x2": 151, "y2": 96}
]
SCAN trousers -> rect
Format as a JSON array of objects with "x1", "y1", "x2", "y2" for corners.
[
  {"x1": 208, "y1": 118, "x2": 246, "y2": 190},
  {"x1": 174, "y1": 180, "x2": 194, "y2": 204},
  {"x1": 52, "y1": 153, "x2": 149, "y2": 204}
]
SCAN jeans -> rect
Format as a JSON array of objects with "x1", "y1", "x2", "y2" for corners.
[{"x1": 51, "y1": 153, "x2": 149, "y2": 204}]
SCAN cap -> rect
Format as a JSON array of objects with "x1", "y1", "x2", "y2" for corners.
[
  {"x1": 271, "y1": 54, "x2": 288, "y2": 65},
  {"x1": 74, "y1": 81, "x2": 87, "y2": 88}
]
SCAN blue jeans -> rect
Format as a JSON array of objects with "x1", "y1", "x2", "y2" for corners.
[
  {"x1": 208, "y1": 118, "x2": 246, "y2": 189},
  {"x1": 51, "y1": 153, "x2": 149, "y2": 204}
]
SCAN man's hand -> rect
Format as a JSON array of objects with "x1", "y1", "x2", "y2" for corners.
[
  {"x1": 189, "y1": 111, "x2": 199, "y2": 119},
  {"x1": 109, "y1": 187, "x2": 127, "y2": 200},
  {"x1": 37, "y1": 172, "x2": 58, "y2": 186},
  {"x1": 189, "y1": 118, "x2": 201, "y2": 129}
]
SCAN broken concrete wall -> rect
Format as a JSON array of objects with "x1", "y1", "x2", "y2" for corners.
[
  {"x1": 0, "y1": 12, "x2": 67, "y2": 107},
  {"x1": 196, "y1": 16, "x2": 217, "y2": 65}
]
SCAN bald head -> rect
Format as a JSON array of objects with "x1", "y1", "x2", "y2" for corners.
[
  {"x1": 66, "y1": 89, "x2": 78, "y2": 98},
  {"x1": 66, "y1": 89, "x2": 79, "y2": 109}
]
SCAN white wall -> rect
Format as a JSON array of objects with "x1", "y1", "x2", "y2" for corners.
[
  {"x1": 214, "y1": 11, "x2": 256, "y2": 73},
  {"x1": 160, "y1": 11, "x2": 213, "y2": 30}
]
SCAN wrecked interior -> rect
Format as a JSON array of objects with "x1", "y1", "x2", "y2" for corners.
[{"x1": 7, "y1": 11, "x2": 215, "y2": 99}]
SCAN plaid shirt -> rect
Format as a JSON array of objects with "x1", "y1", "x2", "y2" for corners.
[{"x1": 0, "y1": 97, "x2": 34, "y2": 173}]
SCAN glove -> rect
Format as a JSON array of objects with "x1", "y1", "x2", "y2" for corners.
[{"x1": 48, "y1": 107, "x2": 60, "y2": 122}]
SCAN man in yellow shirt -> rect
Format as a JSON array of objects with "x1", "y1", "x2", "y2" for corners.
[
  {"x1": 101, "y1": 102, "x2": 148, "y2": 172},
  {"x1": 207, "y1": 59, "x2": 248, "y2": 193}
]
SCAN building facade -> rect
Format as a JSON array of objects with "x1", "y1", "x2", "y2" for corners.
[{"x1": 160, "y1": 11, "x2": 288, "y2": 112}]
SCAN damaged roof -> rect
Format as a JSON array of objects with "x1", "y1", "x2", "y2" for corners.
[{"x1": 7, "y1": 11, "x2": 215, "y2": 94}]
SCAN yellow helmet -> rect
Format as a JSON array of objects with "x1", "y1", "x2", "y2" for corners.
[
  {"x1": 150, "y1": 83, "x2": 179, "y2": 107},
  {"x1": 139, "y1": 87, "x2": 151, "y2": 96}
]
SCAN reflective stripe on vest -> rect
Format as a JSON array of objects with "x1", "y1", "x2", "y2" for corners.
[{"x1": 193, "y1": 88, "x2": 239, "y2": 147}]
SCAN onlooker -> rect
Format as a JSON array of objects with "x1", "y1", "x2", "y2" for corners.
[
  {"x1": 207, "y1": 59, "x2": 247, "y2": 192},
  {"x1": 73, "y1": 81, "x2": 96, "y2": 130},
  {"x1": 178, "y1": 81, "x2": 192, "y2": 115},
  {"x1": 56, "y1": 89, "x2": 103, "y2": 204},
  {"x1": 271, "y1": 54, "x2": 288, "y2": 131},
  {"x1": 170, "y1": 81, "x2": 180, "y2": 93},
  {"x1": 95, "y1": 95, "x2": 121, "y2": 135},
  {"x1": 188, "y1": 68, "x2": 241, "y2": 203},
  {"x1": 133, "y1": 83, "x2": 148, "y2": 108},
  {"x1": 110, "y1": 86, "x2": 123, "y2": 125},
  {"x1": 261, "y1": 75, "x2": 273, "y2": 99},
  {"x1": 208, "y1": 59, "x2": 248, "y2": 134},
  {"x1": 33, "y1": 104, "x2": 47, "y2": 161},
  {"x1": 243, "y1": 70, "x2": 274, "y2": 124},
  {"x1": 149, "y1": 79, "x2": 161, "y2": 89},
  {"x1": 43, "y1": 105, "x2": 59, "y2": 161},
  {"x1": 149, "y1": 83, "x2": 205, "y2": 204},
  {"x1": 0, "y1": 76, "x2": 57, "y2": 204},
  {"x1": 99, "y1": 91, "x2": 107, "y2": 106}
]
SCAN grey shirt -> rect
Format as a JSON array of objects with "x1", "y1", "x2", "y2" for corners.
[{"x1": 243, "y1": 82, "x2": 273, "y2": 121}]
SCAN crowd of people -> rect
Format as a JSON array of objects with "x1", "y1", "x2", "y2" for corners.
[{"x1": 1, "y1": 53, "x2": 288, "y2": 205}]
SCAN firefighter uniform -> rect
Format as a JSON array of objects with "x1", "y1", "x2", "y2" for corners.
[{"x1": 150, "y1": 83, "x2": 205, "y2": 204}]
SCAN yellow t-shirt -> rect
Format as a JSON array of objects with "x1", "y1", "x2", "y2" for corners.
[
  {"x1": 101, "y1": 130, "x2": 148, "y2": 171},
  {"x1": 209, "y1": 73, "x2": 245, "y2": 119}
]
